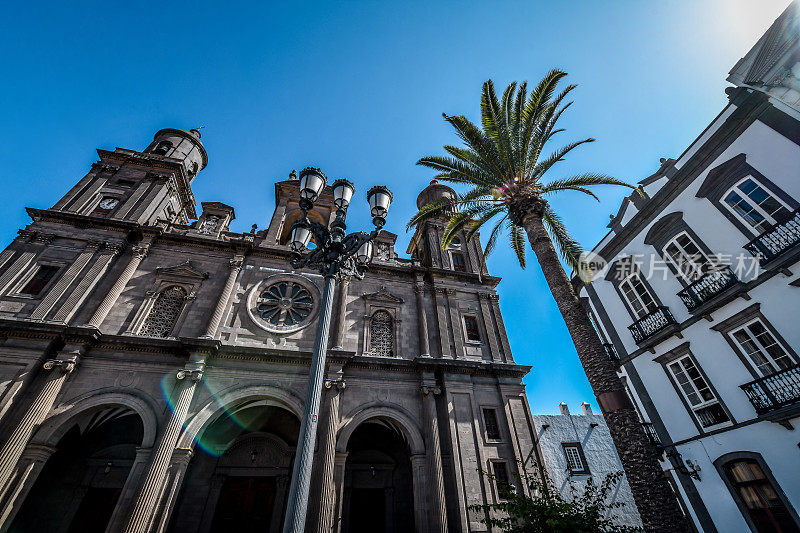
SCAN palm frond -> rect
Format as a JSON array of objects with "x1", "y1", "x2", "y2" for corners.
[
  {"x1": 542, "y1": 204, "x2": 584, "y2": 272},
  {"x1": 509, "y1": 221, "x2": 527, "y2": 269}
]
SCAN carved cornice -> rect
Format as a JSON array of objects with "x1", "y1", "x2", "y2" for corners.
[{"x1": 361, "y1": 285, "x2": 404, "y2": 304}]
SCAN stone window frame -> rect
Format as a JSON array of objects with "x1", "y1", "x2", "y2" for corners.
[
  {"x1": 711, "y1": 303, "x2": 799, "y2": 380},
  {"x1": 654, "y1": 342, "x2": 735, "y2": 434},
  {"x1": 480, "y1": 406, "x2": 503, "y2": 443},
  {"x1": 561, "y1": 441, "x2": 590, "y2": 476},
  {"x1": 605, "y1": 256, "x2": 665, "y2": 321},
  {"x1": 696, "y1": 153, "x2": 798, "y2": 239},
  {"x1": 126, "y1": 262, "x2": 206, "y2": 337},
  {"x1": 643, "y1": 212, "x2": 719, "y2": 287},
  {"x1": 461, "y1": 313, "x2": 482, "y2": 345},
  {"x1": 449, "y1": 250, "x2": 468, "y2": 272},
  {"x1": 487, "y1": 459, "x2": 513, "y2": 500},
  {"x1": 7, "y1": 260, "x2": 65, "y2": 300},
  {"x1": 361, "y1": 287, "x2": 404, "y2": 358},
  {"x1": 713, "y1": 451, "x2": 800, "y2": 533}
]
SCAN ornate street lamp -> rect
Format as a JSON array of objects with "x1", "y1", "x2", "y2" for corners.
[{"x1": 282, "y1": 168, "x2": 391, "y2": 533}]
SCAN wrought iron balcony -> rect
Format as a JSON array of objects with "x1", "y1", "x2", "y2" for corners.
[
  {"x1": 641, "y1": 422, "x2": 661, "y2": 446},
  {"x1": 628, "y1": 306, "x2": 677, "y2": 344},
  {"x1": 744, "y1": 208, "x2": 800, "y2": 265},
  {"x1": 677, "y1": 266, "x2": 738, "y2": 311},
  {"x1": 740, "y1": 364, "x2": 800, "y2": 415},
  {"x1": 603, "y1": 343, "x2": 620, "y2": 362}
]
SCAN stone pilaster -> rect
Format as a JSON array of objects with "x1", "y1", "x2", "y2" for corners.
[
  {"x1": 433, "y1": 287, "x2": 451, "y2": 358},
  {"x1": 87, "y1": 243, "x2": 149, "y2": 329},
  {"x1": 330, "y1": 278, "x2": 350, "y2": 349},
  {"x1": 0, "y1": 348, "x2": 81, "y2": 505},
  {"x1": 489, "y1": 294, "x2": 513, "y2": 363},
  {"x1": 202, "y1": 254, "x2": 244, "y2": 338},
  {"x1": 122, "y1": 359, "x2": 203, "y2": 533},
  {"x1": 477, "y1": 293, "x2": 501, "y2": 362},
  {"x1": 421, "y1": 383, "x2": 448, "y2": 533},
  {"x1": 445, "y1": 288, "x2": 465, "y2": 358},
  {"x1": 414, "y1": 281, "x2": 431, "y2": 357},
  {"x1": 312, "y1": 378, "x2": 345, "y2": 533},
  {"x1": 0, "y1": 443, "x2": 56, "y2": 529},
  {"x1": 51, "y1": 242, "x2": 123, "y2": 323},
  {"x1": 29, "y1": 240, "x2": 101, "y2": 320}
]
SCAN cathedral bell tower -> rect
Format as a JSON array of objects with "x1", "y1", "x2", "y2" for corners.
[
  {"x1": 50, "y1": 128, "x2": 207, "y2": 226},
  {"x1": 407, "y1": 179, "x2": 488, "y2": 275}
]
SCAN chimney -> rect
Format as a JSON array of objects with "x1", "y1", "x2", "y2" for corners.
[
  {"x1": 581, "y1": 402, "x2": 593, "y2": 415},
  {"x1": 558, "y1": 402, "x2": 570, "y2": 416}
]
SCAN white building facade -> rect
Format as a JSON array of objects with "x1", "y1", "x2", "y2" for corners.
[
  {"x1": 579, "y1": 4, "x2": 800, "y2": 532},
  {"x1": 532, "y1": 403, "x2": 642, "y2": 530}
]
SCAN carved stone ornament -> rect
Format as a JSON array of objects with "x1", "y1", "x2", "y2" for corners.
[
  {"x1": 375, "y1": 242, "x2": 392, "y2": 262},
  {"x1": 176, "y1": 368, "x2": 203, "y2": 382},
  {"x1": 324, "y1": 378, "x2": 347, "y2": 391},
  {"x1": 199, "y1": 215, "x2": 221, "y2": 235},
  {"x1": 247, "y1": 274, "x2": 321, "y2": 335},
  {"x1": 421, "y1": 384, "x2": 441, "y2": 396},
  {"x1": 361, "y1": 285, "x2": 404, "y2": 304},
  {"x1": 43, "y1": 357, "x2": 78, "y2": 374}
]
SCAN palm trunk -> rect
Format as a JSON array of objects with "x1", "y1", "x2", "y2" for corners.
[{"x1": 521, "y1": 210, "x2": 689, "y2": 533}]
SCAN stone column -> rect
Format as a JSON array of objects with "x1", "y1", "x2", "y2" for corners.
[
  {"x1": 104, "y1": 447, "x2": 153, "y2": 533},
  {"x1": 332, "y1": 452, "x2": 349, "y2": 533},
  {"x1": 313, "y1": 378, "x2": 345, "y2": 532},
  {"x1": 153, "y1": 448, "x2": 193, "y2": 533},
  {"x1": 202, "y1": 254, "x2": 244, "y2": 338},
  {"x1": 330, "y1": 278, "x2": 350, "y2": 349},
  {"x1": 122, "y1": 358, "x2": 203, "y2": 533},
  {"x1": 414, "y1": 282, "x2": 430, "y2": 357},
  {"x1": 411, "y1": 454, "x2": 429, "y2": 533},
  {"x1": 0, "y1": 349, "x2": 81, "y2": 504},
  {"x1": 421, "y1": 384, "x2": 448, "y2": 533},
  {"x1": 0, "y1": 443, "x2": 56, "y2": 529},
  {"x1": 87, "y1": 243, "x2": 149, "y2": 329}
]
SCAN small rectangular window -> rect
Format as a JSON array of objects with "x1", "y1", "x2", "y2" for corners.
[
  {"x1": 19, "y1": 265, "x2": 59, "y2": 296},
  {"x1": 619, "y1": 273, "x2": 658, "y2": 319},
  {"x1": 464, "y1": 316, "x2": 481, "y2": 342},
  {"x1": 562, "y1": 442, "x2": 589, "y2": 474},
  {"x1": 482, "y1": 408, "x2": 501, "y2": 440},
  {"x1": 451, "y1": 252, "x2": 467, "y2": 272},
  {"x1": 491, "y1": 462, "x2": 511, "y2": 498}
]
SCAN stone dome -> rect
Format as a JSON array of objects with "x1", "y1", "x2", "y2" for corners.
[{"x1": 416, "y1": 179, "x2": 456, "y2": 210}]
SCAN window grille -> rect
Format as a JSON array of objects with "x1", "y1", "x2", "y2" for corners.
[
  {"x1": 451, "y1": 252, "x2": 467, "y2": 272},
  {"x1": 482, "y1": 408, "x2": 501, "y2": 440},
  {"x1": 492, "y1": 462, "x2": 511, "y2": 498},
  {"x1": 370, "y1": 310, "x2": 394, "y2": 357},
  {"x1": 562, "y1": 443, "x2": 589, "y2": 474},
  {"x1": 140, "y1": 286, "x2": 186, "y2": 337}
]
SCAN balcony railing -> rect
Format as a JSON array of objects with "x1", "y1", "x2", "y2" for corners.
[
  {"x1": 677, "y1": 266, "x2": 738, "y2": 311},
  {"x1": 740, "y1": 364, "x2": 800, "y2": 415},
  {"x1": 628, "y1": 306, "x2": 677, "y2": 344},
  {"x1": 744, "y1": 208, "x2": 800, "y2": 265},
  {"x1": 641, "y1": 422, "x2": 661, "y2": 446},
  {"x1": 603, "y1": 343, "x2": 620, "y2": 362}
]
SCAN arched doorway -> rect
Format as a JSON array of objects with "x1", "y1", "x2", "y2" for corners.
[
  {"x1": 169, "y1": 402, "x2": 300, "y2": 533},
  {"x1": 10, "y1": 407, "x2": 144, "y2": 532},
  {"x1": 341, "y1": 420, "x2": 415, "y2": 533}
]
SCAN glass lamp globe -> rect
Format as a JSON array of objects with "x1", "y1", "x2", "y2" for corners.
[
  {"x1": 298, "y1": 168, "x2": 327, "y2": 202},
  {"x1": 367, "y1": 186, "x2": 393, "y2": 219},
  {"x1": 356, "y1": 240, "x2": 374, "y2": 265},
  {"x1": 331, "y1": 179, "x2": 355, "y2": 209},
  {"x1": 290, "y1": 224, "x2": 312, "y2": 251}
]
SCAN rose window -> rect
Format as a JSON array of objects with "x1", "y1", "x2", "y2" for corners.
[{"x1": 256, "y1": 281, "x2": 314, "y2": 329}]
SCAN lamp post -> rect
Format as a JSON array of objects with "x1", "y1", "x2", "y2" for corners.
[{"x1": 282, "y1": 168, "x2": 392, "y2": 533}]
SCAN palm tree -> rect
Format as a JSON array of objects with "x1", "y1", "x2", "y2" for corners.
[{"x1": 409, "y1": 70, "x2": 689, "y2": 532}]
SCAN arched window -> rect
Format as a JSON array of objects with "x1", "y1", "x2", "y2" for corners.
[
  {"x1": 370, "y1": 310, "x2": 394, "y2": 357},
  {"x1": 139, "y1": 286, "x2": 186, "y2": 337},
  {"x1": 719, "y1": 456, "x2": 800, "y2": 532}
]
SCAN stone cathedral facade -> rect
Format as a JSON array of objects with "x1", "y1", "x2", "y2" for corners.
[{"x1": 0, "y1": 129, "x2": 539, "y2": 533}]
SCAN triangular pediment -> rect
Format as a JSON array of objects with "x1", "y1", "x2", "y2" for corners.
[
  {"x1": 361, "y1": 285, "x2": 404, "y2": 304},
  {"x1": 156, "y1": 260, "x2": 208, "y2": 280}
]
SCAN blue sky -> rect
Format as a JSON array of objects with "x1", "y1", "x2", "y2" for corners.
[{"x1": 0, "y1": 0, "x2": 789, "y2": 414}]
